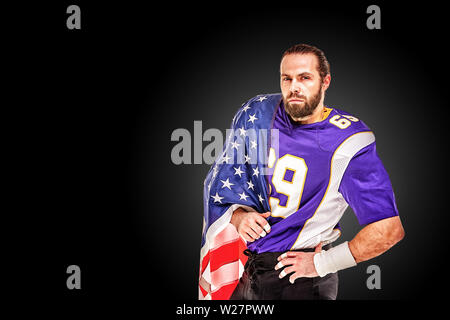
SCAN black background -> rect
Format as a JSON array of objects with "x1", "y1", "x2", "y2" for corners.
[{"x1": 12, "y1": 0, "x2": 449, "y2": 316}]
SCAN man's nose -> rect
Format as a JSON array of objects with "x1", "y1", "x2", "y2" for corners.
[{"x1": 290, "y1": 79, "x2": 302, "y2": 94}]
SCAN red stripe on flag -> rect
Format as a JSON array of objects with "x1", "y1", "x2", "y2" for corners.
[
  {"x1": 211, "y1": 280, "x2": 239, "y2": 300},
  {"x1": 200, "y1": 251, "x2": 210, "y2": 275},
  {"x1": 209, "y1": 240, "x2": 239, "y2": 272}
]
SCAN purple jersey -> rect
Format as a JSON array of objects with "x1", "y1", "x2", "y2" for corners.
[{"x1": 247, "y1": 100, "x2": 398, "y2": 253}]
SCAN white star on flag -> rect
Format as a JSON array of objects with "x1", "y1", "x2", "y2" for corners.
[
  {"x1": 247, "y1": 180, "x2": 255, "y2": 190},
  {"x1": 244, "y1": 154, "x2": 251, "y2": 164},
  {"x1": 248, "y1": 113, "x2": 258, "y2": 124},
  {"x1": 252, "y1": 167, "x2": 260, "y2": 177},
  {"x1": 230, "y1": 140, "x2": 240, "y2": 150},
  {"x1": 256, "y1": 96, "x2": 267, "y2": 102},
  {"x1": 242, "y1": 104, "x2": 251, "y2": 112},
  {"x1": 233, "y1": 166, "x2": 244, "y2": 178},
  {"x1": 211, "y1": 192, "x2": 224, "y2": 203},
  {"x1": 250, "y1": 140, "x2": 258, "y2": 149},
  {"x1": 258, "y1": 193, "x2": 264, "y2": 203},
  {"x1": 238, "y1": 191, "x2": 249, "y2": 201},
  {"x1": 220, "y1": 178, "x2": 234, "y2": 190},
  {"x1": 239, "y1": 126, "x2": 247, "y2": 137},
  {"x1": 221, "y1": 154, "x2": 231, "y2": 164}
]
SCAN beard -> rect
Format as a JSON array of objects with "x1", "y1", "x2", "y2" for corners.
[{"x1": 283, "y1": 87, "x2": 323, "y2": 120}]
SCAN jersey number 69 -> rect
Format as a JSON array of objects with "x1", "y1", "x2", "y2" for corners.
[{"x1": 268, "y1": 148, "x2": 308, "y2": 219}]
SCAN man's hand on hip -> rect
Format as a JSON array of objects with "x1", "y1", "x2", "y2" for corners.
[
  {"x1": 275, "y1": 243, "x2": 323, "y2": 283},
  {"x1": 230, "y1": 207, "x2": 271, "y2": 242}
]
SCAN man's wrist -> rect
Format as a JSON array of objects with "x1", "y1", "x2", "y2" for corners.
[
  {"x1": 313, "y1": 241, "x2": 357, "y2": 277},
  {"x1": 230, "y1": 205, "x2": 253, "y2": 227}
]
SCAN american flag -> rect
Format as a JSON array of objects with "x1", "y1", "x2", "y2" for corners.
[{"x1": 198, "y1": 94, "x2": 280, "y2": 299}]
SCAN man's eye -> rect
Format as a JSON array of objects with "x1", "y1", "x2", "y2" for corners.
[
  {"x1": 302, "y1": 76, "x2": 311, "y2": 80},
  {"x1": 283, "y1": 78, "x2": 291, "y2": 81}
]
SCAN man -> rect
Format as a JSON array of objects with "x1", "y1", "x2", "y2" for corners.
[{"x1": 199, "y1": 44, "x2": 404, "y2": 300}]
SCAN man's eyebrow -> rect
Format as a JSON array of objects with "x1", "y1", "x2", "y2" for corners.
[{"x1": 280, "y1": 72, "x2": 313, "y2": 77}]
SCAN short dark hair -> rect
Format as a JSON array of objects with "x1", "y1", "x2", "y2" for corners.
[{"x1": 281, "y1": 44, "x2": 330, "y2": 81}]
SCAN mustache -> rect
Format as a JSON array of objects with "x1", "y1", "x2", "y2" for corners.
[{"x1": 287, "y1": 93, "x2": 307, "y2": 100}]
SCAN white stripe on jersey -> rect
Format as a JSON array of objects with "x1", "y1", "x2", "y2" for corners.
[{"x1": 290, "y1": 131, "x2": 376, "y2": 250}]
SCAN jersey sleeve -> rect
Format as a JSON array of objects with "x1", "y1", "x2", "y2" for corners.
[{"x1": 338, "y1": 142, "x2": 399, "y2": 225}]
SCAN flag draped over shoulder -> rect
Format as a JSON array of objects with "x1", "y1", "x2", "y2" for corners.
[{"x1": 198, "y1": 94, "x2": 281, "y2": 300}]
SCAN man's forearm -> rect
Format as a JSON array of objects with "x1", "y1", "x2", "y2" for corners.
[{"x1": 348, "y1": 216, "x2": 405, "y2": 263}]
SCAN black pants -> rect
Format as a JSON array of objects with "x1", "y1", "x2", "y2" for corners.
[{"x1": 230, "y1": 245, "x2": 338, "y2": 300}]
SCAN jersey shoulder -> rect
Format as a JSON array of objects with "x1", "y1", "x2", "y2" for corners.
[{"x1": 319, "y1": 107, "x2": 375, "y2": 154}]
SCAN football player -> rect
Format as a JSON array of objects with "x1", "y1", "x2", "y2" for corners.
[{"x1": 227, "y1": 44, "x2": 405, "y2": 300}]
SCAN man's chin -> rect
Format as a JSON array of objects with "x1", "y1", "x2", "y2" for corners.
[
  {"x1": 288, "y1": 102, "x2": 305, "y2": 108},
  {"x1": 286, "y1": 103, "x2": 312, "y2": 119}
]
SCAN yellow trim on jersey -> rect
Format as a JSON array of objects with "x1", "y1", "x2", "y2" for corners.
[{"x1": 321, "y1": 107, "x2": 333, "y2": 121}]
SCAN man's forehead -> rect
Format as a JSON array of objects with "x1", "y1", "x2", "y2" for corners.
[{"x1": 280, "y1": 53, "x2": 319, "y2": 74}]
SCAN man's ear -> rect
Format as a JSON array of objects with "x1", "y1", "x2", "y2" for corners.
[{"x1": 322, "y1": 74, "x2": 331, "y2": 91}]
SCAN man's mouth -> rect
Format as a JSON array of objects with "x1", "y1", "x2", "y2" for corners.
[{"x1": 289, "y1": 98, "x2": 305, "y2": 102}]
